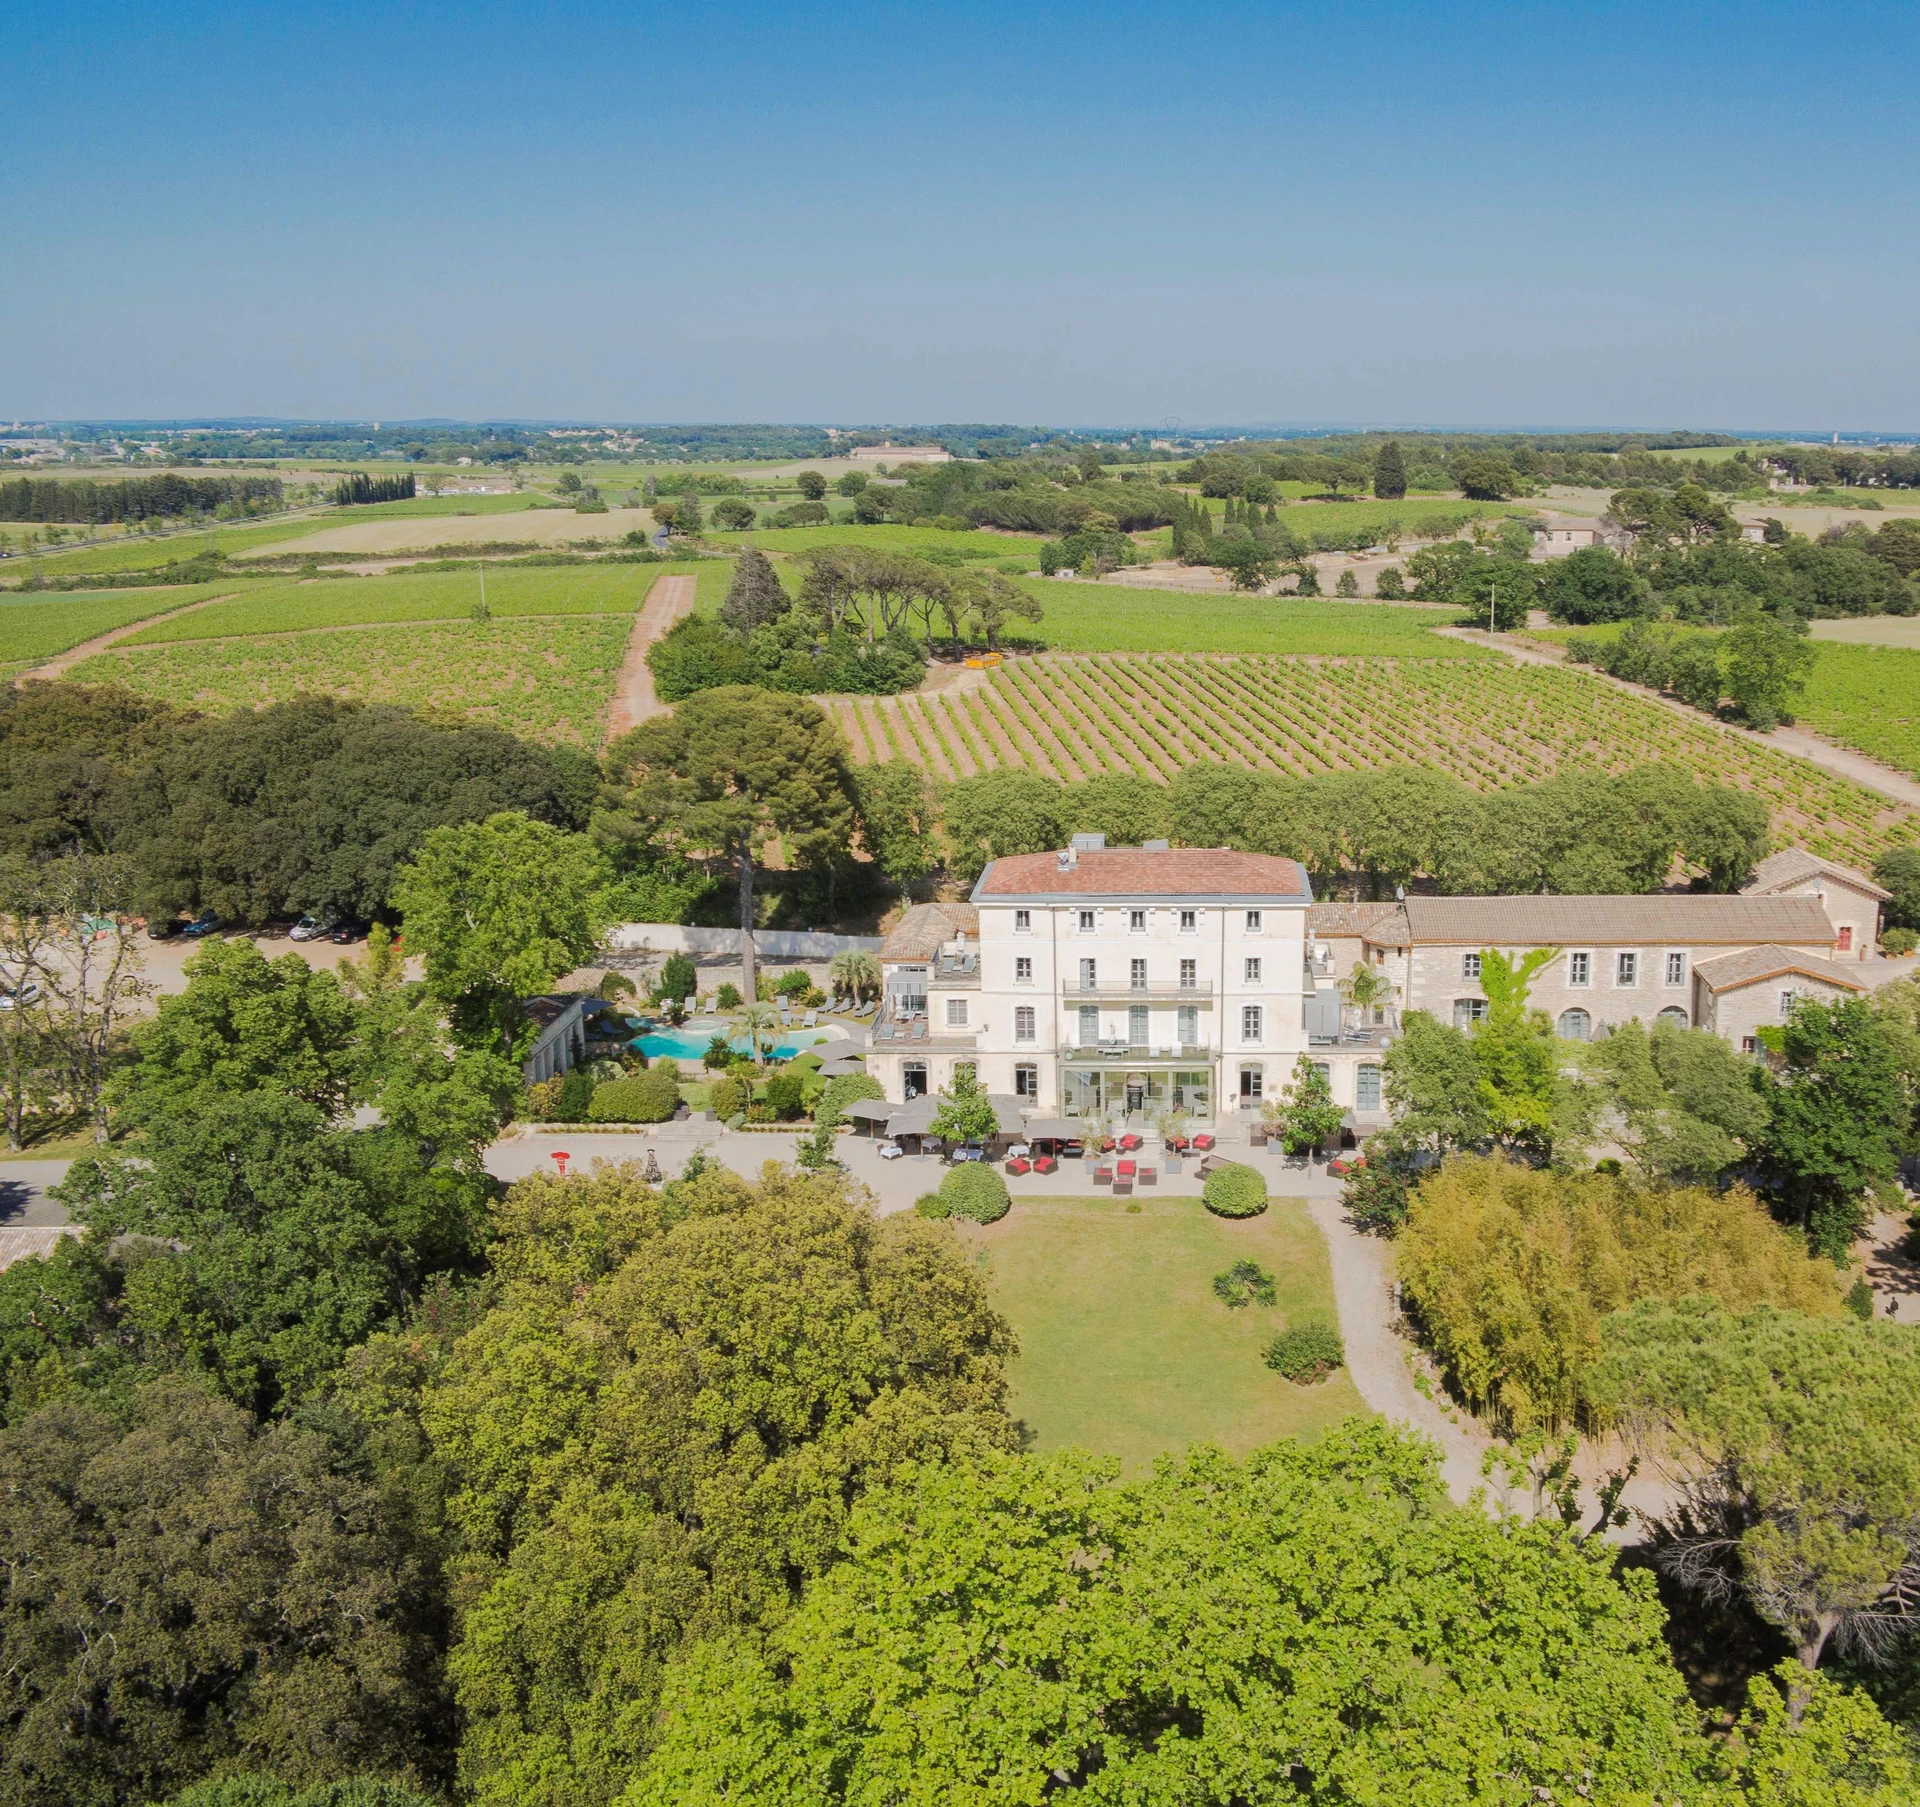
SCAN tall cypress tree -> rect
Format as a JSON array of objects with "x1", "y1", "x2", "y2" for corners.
[{"x1": 1374, "y1": 440, "x2": 1408, "y2": 501}]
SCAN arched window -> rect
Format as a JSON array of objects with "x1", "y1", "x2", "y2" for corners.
[
  {"x1": 1656, "y1": 1005, "x2": 1689, "y2": 1030},
  {"x1": 1556, "y1": 1008, "x2": 1591, "y2": 1042}
]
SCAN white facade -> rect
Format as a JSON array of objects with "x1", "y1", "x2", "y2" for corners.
[{"x1": 866, "y1": 841, "x2": 1316, "y2": 1123}]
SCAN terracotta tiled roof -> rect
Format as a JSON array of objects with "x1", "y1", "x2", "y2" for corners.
[
  {"x1": 1693, "y1": 945, "x2": 1867, "y2": 994},
  {"x1": 1398, "y1": 894, "x2": 1835, "y2": 948},
  {"x1": 1308, "y1": 901, "x2": 1408, "y2": 939},
  {"x1": 975, "y1": 847, "x2": 1309, "y2": 899},
  {"x1": 879, "y1": 902, "x2": 979, "y2": 963},
  {"x1": 1745, "y1": 848, "x2": 1893, "y2": 903}
]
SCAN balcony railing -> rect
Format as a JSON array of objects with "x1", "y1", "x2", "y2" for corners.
[
  {"x1": 1061, "y1": 977, "x2": 1214, "y2": 999},
  {"x1": 1061, "y1": 1042, "x2": 1213, "y2": 1063}
]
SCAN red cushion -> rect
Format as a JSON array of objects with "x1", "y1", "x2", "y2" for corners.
[
  {"x1": 1033, "y1": 1157, "x2": 1056, "y2": 1174},
  {"x1": 1193, "y1": 1133, "x2": 1215, "y2": 1150},
  {"x1": 1117, "y1": 1159, "x2": 1136, "y2": 1176},
  {"x1": 1006, "y1": 1158, "x2": 1030, "y2": 1175}
]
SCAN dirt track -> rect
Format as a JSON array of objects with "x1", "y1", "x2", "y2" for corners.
[
  {"x1": 26, "y1": 590, "x2": 240, "y2": 680},
  {"x1": 602, "y1": 573, "x2": 698, "y2": 744}
]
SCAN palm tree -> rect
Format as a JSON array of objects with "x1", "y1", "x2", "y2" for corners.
[
  {"x1": 829, "y1": 950, "x2": 881, "y2": 1007},
  {"x1": 736, "y1": 1003, "x2": 779, "y2": 1066},
  {"x1": 1339, "y1": 961, "x2": 1399, "y2": 1030}
]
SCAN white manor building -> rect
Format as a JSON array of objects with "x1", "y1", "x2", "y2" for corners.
[{"x1": 862, "y1": 835, "x2": 1880, "y2": 1137}]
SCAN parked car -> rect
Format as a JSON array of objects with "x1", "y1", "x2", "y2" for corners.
[
  {"x1": 289, "y1": 913, "x2": 334, "y2": 942},
  {"x1": 328, "y1": 921, "x2": 369, "y2": 944},
  {"x1": 0, "y1": 979, "x2": 42, "y2": 1011},
  {"x1": 180, "y1": 911, "x2": 222, "y2": 938}
]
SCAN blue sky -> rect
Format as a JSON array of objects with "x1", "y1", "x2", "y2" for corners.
[{"x1": 6, "y1": 1, "x2": 1918, "y2": 429}]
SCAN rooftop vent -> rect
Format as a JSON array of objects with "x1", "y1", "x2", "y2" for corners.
[
  {"x1": 1057, "y1": 848, "x2": 1077, "y2": 872},
  {"x1": 1142, "y1": 839, "x2": 1170, "y2": 852},
  {"x1": 1070, "y1": 833, "x2": 1106, "y2": 852}
]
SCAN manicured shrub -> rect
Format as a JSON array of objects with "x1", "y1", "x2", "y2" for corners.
[
  {"x1": 939, "y1": 1163, "x2": 1010, "y2": 1224},
  {"x1": 587, "y1": 1068, "x2": 679, "y2": 1123},
  {"x1": 715, "y1": 982, "x2": 742, "y2": 1009},
  {"x1": 707, "y1": 1072, "x2": 747, "y2": 1120},
  {"x1": 762, "y1": 1071, "x2": 807, "y2": 1121},
  {"x1": 1881, "y1": 927, "x2": 1918, "y2": 956},
  {"x1": 1211, "y1": 1259, "x2": 1277, "y2": 1309},
  {"x1": 1264, "y1": 1318, "x2": 1345, "y2": 1383},
  {"x1": 549, "y1": 1067, "x2": 593, "y2": 1123},
  {"x1": 775, "y1": 968, "x2": 812, "y2": 999},
  {"x1": 1202, "y1": 1162, "x2": 1267, "y2": 1218},
  {"x1": 658, "y1": 952, "x2": 697, "y2": 1001}
]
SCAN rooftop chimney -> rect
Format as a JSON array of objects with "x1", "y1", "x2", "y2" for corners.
[
  {"x1": 1057, "y1": 848, "x2": 1077, "y2": 872},
  {"x1": 1070, "y1": 832, "x2": 1106, "y2": 852}
]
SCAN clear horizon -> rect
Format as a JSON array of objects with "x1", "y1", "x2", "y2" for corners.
[{"x1": 7, "y1": 1, "x2": 1918, "y2": 430}]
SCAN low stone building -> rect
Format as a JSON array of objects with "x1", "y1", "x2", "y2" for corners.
[{"x1": 1741, "y1": 848, "x2": 1891, "y2": 959}]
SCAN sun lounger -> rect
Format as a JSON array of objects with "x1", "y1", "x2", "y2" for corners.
[{"x1": 803, "y1": 1010, "x2": 817, "y2": 1027}]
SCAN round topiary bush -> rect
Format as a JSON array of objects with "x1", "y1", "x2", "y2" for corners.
[
  {"x1": 938, "y1": 1163, "x2": 1010, "y2": 1224},
  {"x1": 587, "y1": 1068, "x2": 679, "y2": 1124},
  {"x1": 1882, "y1": 927, "x2": 1918, "y2": 957},
  {"x1": 1202, "y1": 1162, "x2": 1268, "y2": 1219},
  {"x1": 1264, "y1": 1318, "x2": 1345, "y2": 1384}
]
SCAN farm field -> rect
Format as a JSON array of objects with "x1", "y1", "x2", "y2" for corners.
[
  {"x1": 739, "y1": 523, "x2": 1048, "y2": 562},
  {"x1": 824, "y1": 652, "x2": 1916, "y2": 864},
  {"x1": 1019, "y1": 584, "x2": 1479, "y2": 655},
  {"x1": 1533, "y1": 620, "x2": 1920, "y2": 783},
  {"x1": 71, "y1": 614, "x2": 633, "y2": 746},
  {"x1": 959, "y1": 1193, "x2": 1362, "y2": 1472},
  {"x1": 6, "y1": 518, "x2": 324, "y2": 578},
  {"x1": 0, "y1": 582, "x2": 250, "y2": 665},
  {"x1": 116, "y1": 561, "x2": 694, "y2": 644},
  {"x1": 250, "y1": 506, "x2": 662, "y2": 560}
]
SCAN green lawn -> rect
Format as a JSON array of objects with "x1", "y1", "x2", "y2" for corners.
[
  {"x1": 0, "y1": 582, "x2": 251, "y2": 663},
  {"x1": 960, "y1": 1193, "x2": 1366, "y2": 1473},
  {"x1": 1014, "y1": 582, "x2": 1480, "y2": 656},
  {"x1": 70, "y1": 613, "x2": 633, "y2": 745},
  {"x1": 117, "y1": 561, "x2": 689, "y2": 643}
]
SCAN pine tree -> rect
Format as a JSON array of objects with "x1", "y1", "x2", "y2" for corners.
[
  {"x1": 1374, "y1": 440, "x2": 1408, "y2": 500},
  {"x1": 720, "y1": 547, "x2": 791, "y2": 633}
]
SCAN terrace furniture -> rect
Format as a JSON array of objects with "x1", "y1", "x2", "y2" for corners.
[
  {"x1": 703, "y1": 998, "x2": 718, "y2": 1014},
  {"x1": 1165, "y1": 1155, "x2": 1182, "y2": 1175},
  {"x1": 1093, "y1": 1164, "x2": 1115, "y2": 1186},
  {"x1": 1116, "y1": 1158, "x2": 1137, "y2": 1180},
  {"x1": 1118, "y1": 1132, "x2": 1143, "y2": 1152},
  {"x1": 1060, "y1": 1141, "x2": 1084, "y2": 1159},
  {"x1": 1033, "y1": 1155, "x2": 1058, "y2": 1176},
  {"x1": 1006, "y1": 1156, "x2": 1031, "y2": 1176},
  {"x1": 1192, "y1": 1132, "x2": 1216, "y2": 1152},
  {"x1": 1113, "y1": 1176, "x2": 1133, "y2": 1196},
  {"x1": 1248, "y1": 1125, "x2": 1269, "y2": 1148},
  {"x1": 1139, "y1": 1165, "x2": 1158, "y2": 1186}
]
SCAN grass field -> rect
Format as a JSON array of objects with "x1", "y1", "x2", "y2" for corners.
[
  {"x1": 742, "y1": 523, "x2": 1048, "y2": 562},
  {"x1": 958, "y1": 1193, "x2": 1363, "y2": 1471},
  {"x1": 825, "y1": 652, "x2": 1915, "y2": 864},
  {"x1": 6, "y1": 519, "x2": 325, "y2": 578},
  {"x1": 1017, "y1": 584, "x2": 1475, "y2": 655},
  {"x1": 0, "y1": 583, "x2": 248, "y2": 664},
  {"x1": 116, "y1": 561, "x2": 683, "y2": 644},
  {"x1": 70, "y1": 614, "x2": 633, "y2": 745}
]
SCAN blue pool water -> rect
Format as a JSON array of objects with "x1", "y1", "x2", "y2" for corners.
[{"x1": 633, "y1": 1024, "x2": 835, "y2": 1061}]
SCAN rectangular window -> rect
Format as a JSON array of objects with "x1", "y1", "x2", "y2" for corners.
[
  {"x1": 1129, "y1": 908, "x2": 1147, "y2": 933},
  {"x1": 1179, "y1": 957, "x2": 1197, "y2": 988},
  {"x1": 1568, "y1": 951, "x2": 1591, "y2": 987},
  {"x1": 1616, "y1": 950, "x2": 1638, "y2": 987},
  {"x1": 1128, "y1": 1004, "x2": 1149, "y2": 1046},
  {"x1": 1665, "y1": 951, "x2": 1686, "y2": 986},
  {"x1": 1454, "y1": 998, "x2": 1489, "y2": 1028},
  {"x1": 1176, "y1": 1004, "x2": 1199, "y2": 1045},
  {"x1": 1014, "y1": 1005, "x2": 1035, "y2": 1043},
  {"x1": 1742, "y1": 1036, "x2": 1758, "y2": 1054},
  {"x1": 1244, "y1": 956, "x2": 1262, "y2": 985},
  {"x1": 1239, "y1": 1065, "x2": 1263, "y2": 1101},
  {"x1": 1130, "y1": 957, "x2": 1148, "y2": 990},
  {"x1": 1179, "y1": 909, "x2": 1197, "y2": 933},
  {"x1": 1078, "y1": 1004, "x2": 1100, "y2": 1047},
  {"x1": 945, "y1": 998, "x2": 969, "y2": 1028},
  {"x1": 1079, "y1": 957, "x2": 1096, "y2": 989},
  {"x1": 1462, "y1": 951, "x2": 1482, "y2": 980},
  {"x1": 1356, "y1": 1064, "x2": 1382, "y2": 1110},
  {"x1": 1015, "y1": 955, "x2": 1033, "y2": 984},
  {"x1": 1780, "y1": 990, "x2": 1796, "y2": 1019},
  {"x1": 1077, "y1": 908, "x2": 1095, "y2": 932},
  {"x1": 1014, "y1": 908, "x2": 1031, "y2": 934},
  {"x1": 1310, "y1": 1062, "x2": 1331, "y2": 1085},
  {"x1": 1014, "y1": 1062, "x2": 1038, "y2": 1099},
  {"x1": 1245, "y1": 909, "x2": 1263, "y2": 933},
  {"x1": 1241, "y1": 1004, "x2": 1263, "y2": 1042}
]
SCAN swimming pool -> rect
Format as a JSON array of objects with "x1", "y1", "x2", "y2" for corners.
[{"x1": 633, "y1": 1024, "x2": 837, "y2": 1062}]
